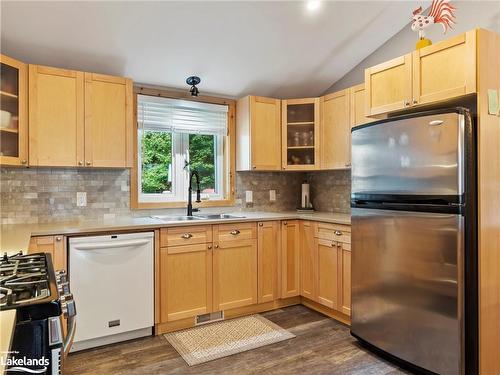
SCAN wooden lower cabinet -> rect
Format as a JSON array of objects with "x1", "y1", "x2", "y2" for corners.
[
  {"x1": 159, "y1": 243, "x2": 212, "y2": 322},
  {"x1": 213, "y1": 238, "x2": 258, "y2": 310},
  {"x1": 28, "y1": 235, "x2": 67, "y2": 271},
  {"x1": 300, "y1": 221, "x2": 316, "y2": 300},
  {"x1": 257, "y1": 221, "x2": 280, "y2": 303},
  {"x1": 340, "y1": 242, "x2": 351, "y2": 316},
  {"x1": 316, "y1": 238, "x2": 340, "y2": 309},
  {"x1": 281, "y1": 220, "x2": 300, "y2": 298}
]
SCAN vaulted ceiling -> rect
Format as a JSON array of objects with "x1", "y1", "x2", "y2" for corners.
[{"x1": 1, "y1": 1, "x2": 421, "y2": 98}]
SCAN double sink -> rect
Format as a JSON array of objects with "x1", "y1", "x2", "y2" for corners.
[{"x1": 151, "y1": 213, "x2": 245, "y2": 222}]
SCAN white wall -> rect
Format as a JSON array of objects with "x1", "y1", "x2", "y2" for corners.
[{"x1": 325, "y1": 1, "x2": 500, "y2": 93}]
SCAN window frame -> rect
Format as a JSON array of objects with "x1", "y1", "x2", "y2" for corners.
[{"x1": 131, "y1": 86, "x2": 235, "y2": 209}]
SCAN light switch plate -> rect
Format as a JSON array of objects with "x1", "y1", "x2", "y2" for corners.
[
  {"x1": 245, "y1": 190, "x2": 253, "y2": 203},
  {"x1": 269, "y1": 190, "x2": 276, "y2": 201},
  {"x1": 77, "y1": 192, "x2": 87, "y2": 207}
]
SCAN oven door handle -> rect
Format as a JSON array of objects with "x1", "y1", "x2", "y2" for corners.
[{"x1": 63, "y1": 315, "x2": 76, "y2": 356}]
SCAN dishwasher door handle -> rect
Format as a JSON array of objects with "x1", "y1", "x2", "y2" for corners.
[{"x1": 71, "y1": 239, "x2": 151, "y2": 251}]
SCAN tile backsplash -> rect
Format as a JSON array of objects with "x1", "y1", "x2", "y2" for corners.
[{"x1": 0, "y1": 167, "x2": 351, "y2": 224}]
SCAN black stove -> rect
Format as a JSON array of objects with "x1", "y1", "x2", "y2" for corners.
[{"x1": 0, "y1": 252, "x2": 76, "y2": 375}]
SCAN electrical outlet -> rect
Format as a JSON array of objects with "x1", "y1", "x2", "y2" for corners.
[
  {"x1": 77, "y1": 192, "x2": 87, "y2": 207},
  {"x1": 245, "y1": 190, "x2": 253, "y2": 203},
  {"x1": 269, "y1": 190, "x2": 276, "y2": 202}
]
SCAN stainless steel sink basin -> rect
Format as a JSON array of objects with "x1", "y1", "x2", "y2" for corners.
[
  {"x1": 151, "y1": 215, "x2": 204, "y2": 222},
  {"x1": 195, "y1": 214, "x2": 246, "y2": 220}
]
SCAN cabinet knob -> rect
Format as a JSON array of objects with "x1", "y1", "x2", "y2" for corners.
[
  {"x1": 345, "y1": 163, "x2": 351, "y2": 167},
  {"x1": 331, "y1": 242, "x2": 335, "y2": 247},
  {"x1": 413, "y1": 99, "x2": 418, "y2": 105},
  {"x1": 283, "y1": 221, "x2": 287, "y2": 226},
  {"x1": 334, "y1": 230, "x2": 342, "y2": 236},
  {"x1": 404, "y1": 101, "x2": 410, "y2": 107},
  {"x1": 78, "y1": 161, "x2": 83, "y2": 166},
  {"x1": 230, "y1": 229, "x2": 240, "y2": 236},
  {"x1": 85, "y1": 161, "x2": 91, "y2": 166},
  {"x1": 56, "y1": 236, "x2": 62, "y2": 242},
  {"x1": 214, "y1": 244, "x2": 219, "y2": 249},
  {"x1": 252, "y1": 166, "x2": 256, "y2": 169},
  {"x1": 207, "y1": 245, "x2": 212, "y2": 250},
  {"x1": 21, "y1": 160, "x2": 27, "y2": 165},
  {"x1": 181, "y1": 233, "x2": 193, "y2": 239},
  {"x1": 258, "y1": 222, "x2": 263, "y2": 227}
]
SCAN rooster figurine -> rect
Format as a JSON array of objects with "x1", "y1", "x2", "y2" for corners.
[{"x1": 411, "y1": 0, "x2": 457, "y2": 49}]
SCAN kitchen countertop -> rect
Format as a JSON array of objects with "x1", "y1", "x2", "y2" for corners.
[
  {"x1": 0, "y1": 309, "x2": 16, "y2": 374},
  {"x1": 0, "y1": 211, "x2": 351, "y2": 254}
]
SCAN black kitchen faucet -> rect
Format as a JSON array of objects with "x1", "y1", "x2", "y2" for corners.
[{"x1": 187, "y1": 170, "x2": 201, "y2": 216}]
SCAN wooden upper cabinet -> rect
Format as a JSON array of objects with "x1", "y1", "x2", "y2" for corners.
[
  {"x1": 300, "y1": 221, "x2": 316, "y2": 301},
  {"x1": 0, "y1": 54, "x2": 28, "y2": 167},
  {"x1": 281, "y1": 220, "x2": 300, "y2": 298},
  {"x1": 320, "y1": 89, "x2": 350, "y2": 169},
  {"x1": 212, "y1": 224, "x2": 258, "y2": 310},
  {"x1": 236, "y1": 96, "x2": 281, "y2": 171},
  {"x1": 282, "y1": 98, "x2": 320, "y2": 171},
  {"x1": 365, "y1": 54, "x2": 413, "y2": 116},
  {"x1": 413, "y1": 30, "x2": 476, "y2": 106},
  {"x1": 84, "y1": 73, "x2": 133, "y2": 168},
  {"x1": 350, "y1": 84, "x2": 374, "y2": 128},
  {"x1": 29, "y1": 65, "x2": 84, "y2": 166},
  {"x1": 159, "y1": 244, "x2": 212, "y2": 322},
  {"x1": 257, "y1": 221, "x2": 280, "y2": 303}
]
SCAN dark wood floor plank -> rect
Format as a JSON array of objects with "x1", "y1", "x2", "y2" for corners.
[{"x1": 65, "y1": 305, "x2": 411, "y2": 375}]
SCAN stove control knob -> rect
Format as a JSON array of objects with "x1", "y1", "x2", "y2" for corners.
[
  {"x1": 57, "y1": 281, "x2": 70, "y2": 295},
  {"x1": 55, "y1": 270, "x2": 67, "y2": 283},
  {"x1": 63, "y1": 299, "x2": 77, "y2": 318}
]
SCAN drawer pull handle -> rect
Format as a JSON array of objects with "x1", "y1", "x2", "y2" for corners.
[
  {"x1": 230, "y1": 230, "x2": 240, "y2": 236},
  {"x1": 334, "y1": 230, "x2": 342, "y2": 236},
  {"x1": 181, "y1": 233, "x2": 193, "y2": 239}
]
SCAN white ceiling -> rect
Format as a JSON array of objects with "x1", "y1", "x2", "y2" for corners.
[{"x1": 1, "y1": 1, "x2": 420, "y2": 98}]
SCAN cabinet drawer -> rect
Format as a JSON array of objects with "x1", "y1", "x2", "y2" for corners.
[
  {"x1": 315, "y1": 222, "x2": 351, "y2": 244},
  {"x1": 160, "y1": 225, "x2": 212, "y2": 247},
  {"x1": 215, "y1": 222, "x2": 257, "y2": 243}
]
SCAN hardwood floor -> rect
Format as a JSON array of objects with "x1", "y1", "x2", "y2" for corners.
[{"x1": 65, "y1": 305, "x2": 411, "y2": 375}]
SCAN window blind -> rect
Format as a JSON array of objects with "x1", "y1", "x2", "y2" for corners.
[{"x1": 137, "y1": 94, "x2": 228, "y2": 136}]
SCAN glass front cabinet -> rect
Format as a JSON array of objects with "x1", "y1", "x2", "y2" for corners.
[
  {"x1": 281, "y1": 98, "x2": 320, "y2": 170},
  {"x1": 0, "y1": 54, "x2": 28, "y2": 166}
]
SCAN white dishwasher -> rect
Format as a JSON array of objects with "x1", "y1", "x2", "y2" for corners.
[{"x1": 69, "y1": 232, "x2": 154, "y2": 352}]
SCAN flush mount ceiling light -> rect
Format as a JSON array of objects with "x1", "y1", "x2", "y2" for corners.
[
  {"x1": 306, "y1": 0, "x2": 321, "y2": 12},
  {"x1": 186, "y1": 76, "x2": 201, "y2": 97}
]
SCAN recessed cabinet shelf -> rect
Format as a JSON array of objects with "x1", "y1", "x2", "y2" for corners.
[
  {"x1": 0, "y1": 128, "x2": 19, "y2": 134},
  {"x1": 287, "y1": 121, "x2": 314, "y2": 126},
  {"x1": 0, "y1": 90, "x2": 18, "y2": 99}
]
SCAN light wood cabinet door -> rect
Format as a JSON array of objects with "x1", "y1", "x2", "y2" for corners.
[
  {"x1": 340, "y1": 242, "x2": 351, "y2": 316},
  {"x1": 28, "y1": 235, "x2": 67, "y2": 271},
  {"x1": 350, "y1": 84, "x2": 374, "y2": 128},
  {"x1": 281, "y1": 220, "x2": 300, "y2": 298},
  {"x1": 29, "y1": 65, "x2": 84, "y2": 166},
  {"x1": 316, "y1": 238, "x2": 339, "y2": 309},
  {"x1": 252, "y1": 96, "x2": 281, "y2": 170},
  {"x1": 365, "y1": 54, "x2": 412, "y2": 116},
  {"x1": 159, "y1": 244, "x2": 212, "y2": 322},
  {"x1": 300, "y1": 221, "x2": 316, "y2": 301},
  {"x1": 320, "y1": 89, "x2": 350, "y2": 169},
  {"x1": 413, "y1": 31, "x2": 476, "y2": 106},
  {"x1": 257, "y1": 221, "x2": 280, "y2": 303},
  {"x1": 84, "y1": 73, "x2": 133, "y2": 168},
  {"x1": 212, "y1": 236, "x2": 257, "y2": 310},
  {"x1": 0, "y1": 54, "x2": 28, "y2": 167}
]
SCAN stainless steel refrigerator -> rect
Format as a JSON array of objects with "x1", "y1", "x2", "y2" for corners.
[{"x1": 350, "y1": 108, "x2": 477, "y2": 375}]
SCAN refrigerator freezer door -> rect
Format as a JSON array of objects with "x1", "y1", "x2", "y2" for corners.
[
  {"x1": 351, "y1": 112, "x2": 465, "y2": 197},
  {"x1": 351, "y1": 208, "x2": 464, "y2": 375}
]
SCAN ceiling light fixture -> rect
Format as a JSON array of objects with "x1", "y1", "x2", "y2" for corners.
[
  {"x1": 186, "y1": 76, "x2": 201, "y2": 97},
  {"x1": 306, "y1": 0, "x2": 321, "y2": 12}
]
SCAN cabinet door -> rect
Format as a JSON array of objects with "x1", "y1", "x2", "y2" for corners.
[
  {"x1": 213, "y1": 238, "x2": 257, "y2": 310},
  {"x1": 413, "y1": 31, "x2": 476, "y2": 106},
  {"x1": 282, "y1": 98, "x2": 320, "y2": 171},
  {"x1": 340, "y1": 242, "x2": 351, "y2": 316},
  {"x1": 28, "y1": 235, "x2": 67, "y2": 271},
  {"x1": 320, "y1": 90, "x2": 350, "y2": 169},
  {"x1": 365, "y1": 54, "x2": 412, "y2": 116},
  {"x1": 350, "y1": 84, "x2": 374, "y2": 128},
  {"x1": 251, "y1": 96, "x2": 281, "y2": 170},
  {"x1": 257, "y1": 221, "x2": 280, "y2": 303},
  {"x1": 316, "y1": 238, "x2": 339, "y2": 309},
  {"x1": 300, "y1": 221, "x2": 316, "y2": 301},
  {"x1": 0, "y1": 54, "x2": 28, "y2": 166},
  {"x1": 281, "y1": 220, "x2": 300, "y2": 298},
  {"x1": 160, "y1": 244, "x2": 212, "y2": 322},
  {"x1": 29, "y1": 65, "x2": 84, "y2": 166},
  {"x1": 84, "y1": 73, "x2": 133, "y2": 168}
]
